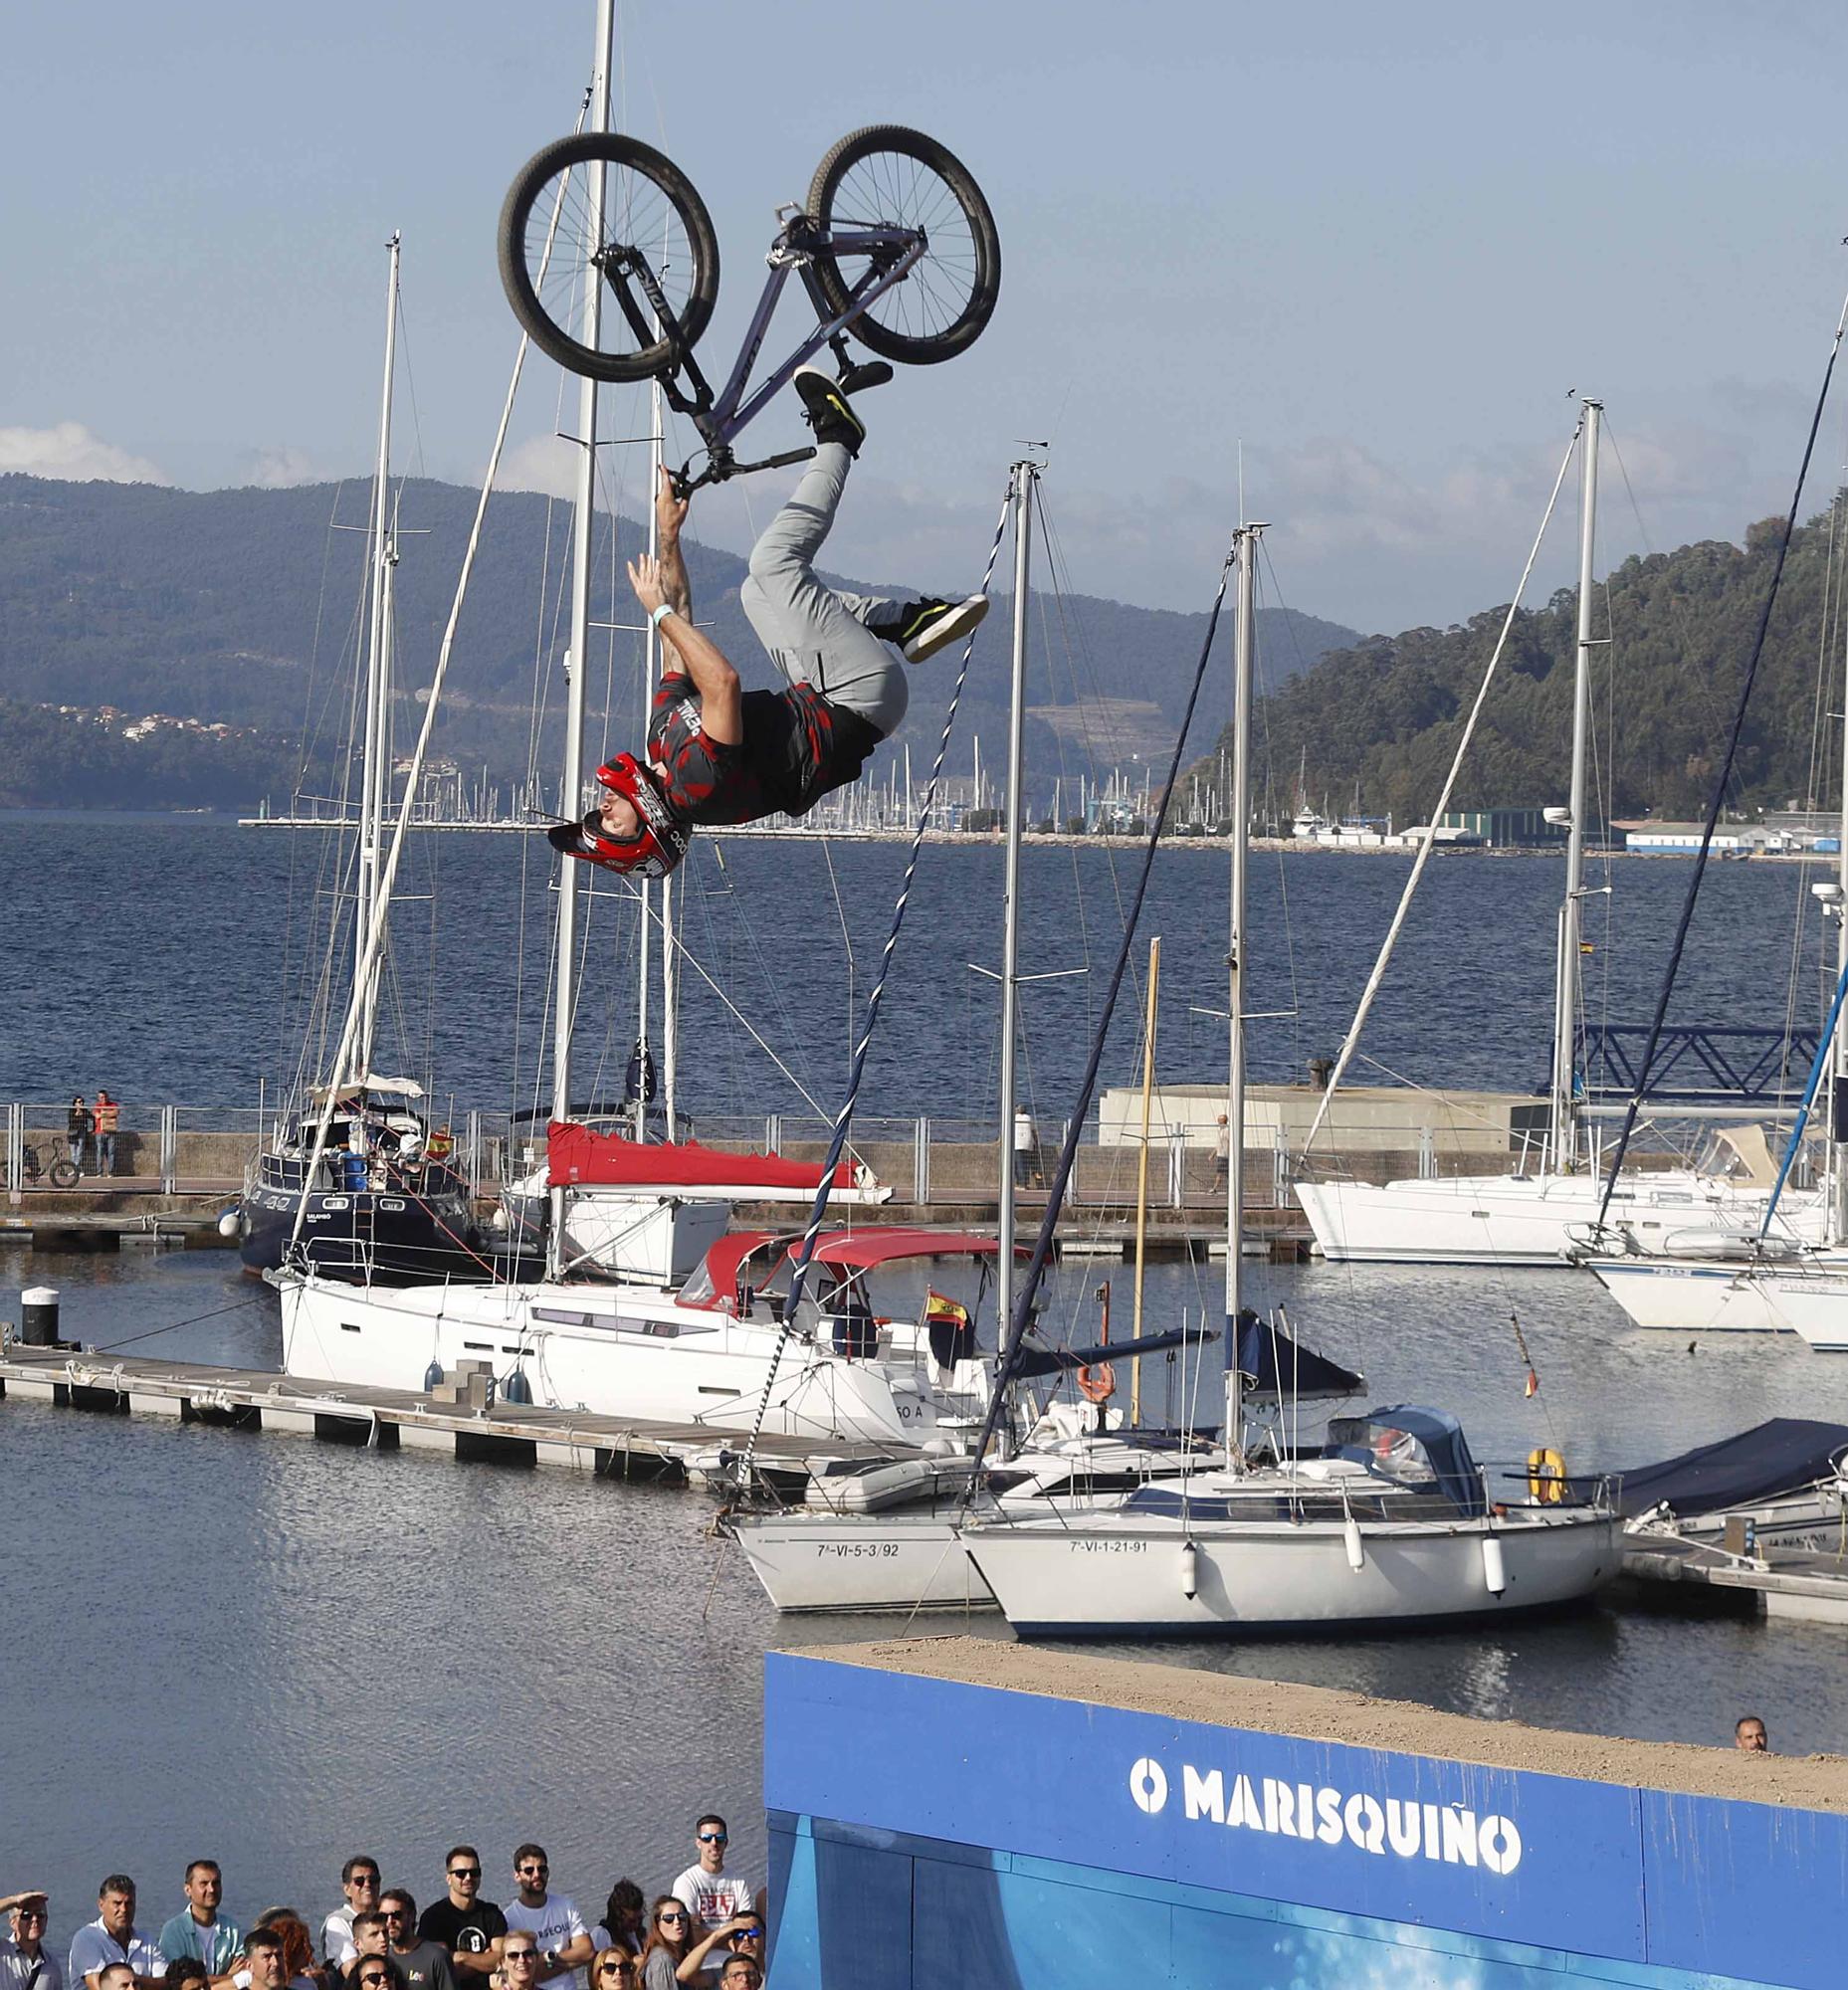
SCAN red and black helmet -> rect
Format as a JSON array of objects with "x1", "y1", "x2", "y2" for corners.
[{"x1": 545, "y1": 754, "x2": 691, "y2": 879}]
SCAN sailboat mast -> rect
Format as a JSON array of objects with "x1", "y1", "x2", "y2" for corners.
[
  {"x1": 1832, "y1": 542, "x2": 1848, "y2": 1245},
  {"x1": 1551, "y1": 398, "x2": 1600, "y2": 1171},
  {"x1": 547, "y1": 0, "x2": 615, "y2": 1273},
  {"x1": 997, "y1": 460, "x2": 1037, "y2": 1342},
  {"x1": 654, "y1": 380, "x2": 679, "y2": 1138},
  {"x1": 1223, "y1": 522, "x2": 1264, "y2": 1456},
  {"x1": 634, "y1": 386, "x2": 663, "y2": 1139},
  {"x1": 353, "y1": 231, "x2": 401, "y2": 1082}
]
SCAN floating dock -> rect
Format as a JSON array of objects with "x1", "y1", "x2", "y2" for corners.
[
  {"x1": 1622, "y1": 1530, "x2": 1848, "y2": 1624},
  {"x1": 0, "y1": 1343, "x2": 911, "y2": 1483}
]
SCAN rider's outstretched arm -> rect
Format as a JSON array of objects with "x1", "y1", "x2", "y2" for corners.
[
  {"x1": 628, "y1": 553, "x2": 741, "y2": 747},
  {"x1": 655, "y1": 465, "x2": 693, "y2": 636}
]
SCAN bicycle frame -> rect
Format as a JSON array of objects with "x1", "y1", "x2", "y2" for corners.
[{"x1": 599, "y1": 211, "x2": 927, "y2": 494}]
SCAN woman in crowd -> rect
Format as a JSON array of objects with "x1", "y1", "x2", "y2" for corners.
[
  {"x1": 590, "y1": 1884, "x2": 647, "y2": 1961},
  {"x1": 588, "y1": 1949, "x2": 636, "y2": 1990},
  {"x1": 637, "y1": 1899, "x2": 691, "y2": 1990}
]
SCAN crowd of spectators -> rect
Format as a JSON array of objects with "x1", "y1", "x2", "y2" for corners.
[{"x1": 1, "y1": 1826, "x2": 762, "y2": 1990}]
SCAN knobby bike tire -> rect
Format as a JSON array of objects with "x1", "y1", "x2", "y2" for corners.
[
  {"x1": 51, "y1": 1161, "x2": 80, "y2": 1188},
  {"x1": 806, "y1": 126, "x2": 1000, "y2": 365},
  {"x1": 497, "y1": 131, "x2": 719, "y2": 384}
]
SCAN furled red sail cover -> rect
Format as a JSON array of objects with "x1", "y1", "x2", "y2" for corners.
[{"x1": 546, "y1": 1121, "x2": 852, "y2": 1191}]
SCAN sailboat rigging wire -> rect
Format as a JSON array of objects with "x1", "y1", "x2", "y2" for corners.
[
  {"x1": 1595, "y1": 282, "x2": 1848, "y2": 1235},
  {"x1": 733, "y1": 478, "x2": 1018, "y2": 1475},
  {"x1": 1759, "y1": 952, "x2": 1848, "y2": 1238},
  {"x1": 1299, "y1": 421, "x2": 1583, "y2": 1157},
  {"x1": 962, "y1": 532, "x2": 1239, "y2": 1486}
]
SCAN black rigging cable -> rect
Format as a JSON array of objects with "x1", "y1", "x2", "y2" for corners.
[
  {"x1": 965, "y1": 531, "x2": 1239, "y2": 1477},
  {"x1": 1594, "y1": 283, "x2": 1848, "y2": 1233}
]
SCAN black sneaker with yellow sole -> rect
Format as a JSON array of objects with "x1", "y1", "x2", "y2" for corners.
[
  {"x1": 884, "y1": 593, "x2": 991, "y2": 663},
  {"x1": 793, "y1": 364, "x2": 867, "y2": 456}
]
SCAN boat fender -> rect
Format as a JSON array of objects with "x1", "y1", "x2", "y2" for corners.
[
  {"x1": 1482, "y1": 1529, "x2": 1508, "y2": 1595},
  {"x1": 1527, "y1": 1447, "x2": 1566, "y2": 1504},
  {"x1": 1077, "y1": 1360, "x2": 1117, "y2": 1405},
  {"x1": 423, "y1": 1359, "x2": 445, "y2": 1393},
  {"x1": 216, "y1": 1208, "x2": 241, "y2": 1239},
  {"x1": 503, "y1": 1367, "x2": 533, "y2": 1406},
  {"x1": 1179, "y1": 1538, "x2": 1198, "y2": 1599},
  {"x1": 1342, "y1": 1511, "x2": 1364, "y2": 1573}
]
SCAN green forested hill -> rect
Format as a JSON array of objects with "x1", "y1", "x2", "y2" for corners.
[
  {"x1": 1235, "y1": 508, "x2": 1843, "y2": 824},
  {"x1": 0, "y1": 475, "x2": 1353, "y2": 809}
]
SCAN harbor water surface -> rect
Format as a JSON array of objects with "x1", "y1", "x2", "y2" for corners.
[{"x1": 6, "y1": 820, "x2": 1848, "y2": 1947}]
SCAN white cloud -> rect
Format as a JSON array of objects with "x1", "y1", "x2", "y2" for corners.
[
  {"x1": 236, "y1": 443, "x2": 321, "y2": 489},
  {"x1": 0, "y1": 421, "x2": 168, "y2": 484},
  {"x1": 495, "y1": 433, "x2": 578, "y2": 501}
]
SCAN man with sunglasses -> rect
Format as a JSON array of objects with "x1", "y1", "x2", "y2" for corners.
[
  {"x1": 377, "y1": 1898, "x2": 451, "y2": 1990},
  {"x1": 501, "y1": 1854, "x2": 586, "y2": 1990},
  {"x1": 320, "y1": 1861, "x2": 381, "y2": 1973},
  {"x1": 669, "y1": 1824, "x2": 754, "y2": 1990},
  {"x1": 416, "y1": 1854, "x2": 504, "y2": 1990},
  {"x1": 2, "y1": 1891, "x2": 62, "y2": 1990}
]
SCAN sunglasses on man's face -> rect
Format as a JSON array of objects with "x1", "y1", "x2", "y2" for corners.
[
  {"x1": 697, "y1": 1833, "x2": 726, "y2": 1845},
  {"x1": 449, "y1": 1869, "x2": 481, "y2": 1881}
]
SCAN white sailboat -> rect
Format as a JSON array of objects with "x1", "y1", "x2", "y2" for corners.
[
  {"x1": 1584, "y1": 613, "x2": 1848, "y2": 1333},
  {"x1": 1294, "y1": 403, "x2": 1811, "y2": 1266},
  {"x1": 239, "y1": 235, "x2": 480, "y2": 1284},
  {"x1": 960, "y1": 521, "x2": 1621, "y2": 1636}
]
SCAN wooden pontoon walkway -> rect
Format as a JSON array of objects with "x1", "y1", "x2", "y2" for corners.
[{"x1": 0, "y1": 1344, "x2": 914, "y2": 1484}]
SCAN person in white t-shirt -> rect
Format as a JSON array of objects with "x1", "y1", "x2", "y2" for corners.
[
  {"x1": 320, "y1": 1860, "x2": 381, "y2": 1973},
  {"x1": 668, "y1": 1824, "x2": 754, "y2": 1989},
  {"x1": 501, "y1": 1852, "x2": 588, "y2": 1990}
]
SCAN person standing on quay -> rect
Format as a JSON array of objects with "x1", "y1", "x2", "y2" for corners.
[
  {"x1": 417, "y1": 1852, "x2": 504, "y2": 1990},
  {"x1": 1, "y1": 1890, "x2": 62, "y2": 1990},
  {"x1": 1212, "y1": 1112, "x2": 1230, "y2": 1192},
  {"x1": 502, "y1": 1853, "x2": 587, "y2": 1990},
  {"x1": 156, "y1": 1865, "x2": 242, "y2": 1982},
  {"x1": 70, "y1": 1879, "x2": 164, "y2": 1990},
  {"x1": 68, "y1": 1096, "x2": 93, "y2": 1177},
  {"x1": 93, "y1": 1090, "x2": 119, "y2": 1176}
]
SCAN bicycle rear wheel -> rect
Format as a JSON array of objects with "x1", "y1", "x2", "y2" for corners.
[
  {"x1": 498, "y1": 131, "x2": 719, "y2": 383},
  {"x1": 806, "y1": 127, "x2": 1000, "y2": 365}
]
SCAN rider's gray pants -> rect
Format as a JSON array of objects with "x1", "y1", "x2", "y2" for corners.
[{"x1": 738, "y1": 442, "x2": 910, "y2": 736}]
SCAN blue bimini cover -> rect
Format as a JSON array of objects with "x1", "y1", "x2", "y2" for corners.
[{"x1": 1592, "y1": 1417, "x2": 1848, "y2": 1519}]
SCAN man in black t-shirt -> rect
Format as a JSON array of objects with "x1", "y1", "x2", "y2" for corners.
[
  {"x1": 549, "y1": 368, "x2": 987, "y2": 880},
  {"x1": 416, "y1": 1854, "x2": 505, "y2": 1990}
]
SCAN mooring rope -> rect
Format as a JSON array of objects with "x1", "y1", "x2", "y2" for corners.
[{"x1": 734, "y1": 476, "x2": 1017, "y2": 1474}]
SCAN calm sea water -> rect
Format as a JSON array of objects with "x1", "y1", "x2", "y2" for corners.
[{"x1": 5, "y1": 819, "x2": 1848, "y2": 1952}]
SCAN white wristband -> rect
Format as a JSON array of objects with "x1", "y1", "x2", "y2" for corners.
[{"x1": 651, "y1": 602, "x2": 674, "y2": 630}]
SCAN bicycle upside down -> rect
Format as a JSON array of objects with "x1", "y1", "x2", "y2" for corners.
[{"x1": 549, "y1": 366, "x2": 988, "y2": 879}]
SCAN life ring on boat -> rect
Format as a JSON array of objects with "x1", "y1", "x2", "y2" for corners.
[
  {"x1": 1077, "y1": 1361, "x2": 1117, "y2": 1404},
  {"x1": 1528, "y1": 1447, "x2": 1566, "y2": 1504}
]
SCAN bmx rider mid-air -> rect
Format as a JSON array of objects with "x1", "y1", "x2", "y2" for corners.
[{"x1": 549, "y1": 366, "x2": 988, "y2": 879}]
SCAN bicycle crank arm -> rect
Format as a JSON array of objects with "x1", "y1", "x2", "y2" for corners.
[{"x1": 674, "y1": 445, "x2": 816, "y2": 498}]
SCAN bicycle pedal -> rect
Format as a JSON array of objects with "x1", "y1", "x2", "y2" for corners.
[{"x1": 839, "y1": 360, "x2": 895, "y2": 395}]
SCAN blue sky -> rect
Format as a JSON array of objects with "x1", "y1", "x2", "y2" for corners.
[{"x1": 6, "y1": 1, "x2": 1848, "y2": 633}]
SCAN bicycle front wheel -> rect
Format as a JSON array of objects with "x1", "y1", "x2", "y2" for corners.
[
  {"x1": 806, "y1": 127, "x2": 1000, "y2": 365},
  {"x1": 498, "y1": 132, "x2": 719, "y2": 383},
  {"x1": 51, "y1": 1160, "x2": 80, "y2": 1189}
]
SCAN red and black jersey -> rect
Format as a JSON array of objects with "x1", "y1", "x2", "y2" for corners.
[{"x1": 647, "y1": 673, "x2": 882, "y2": 825}]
